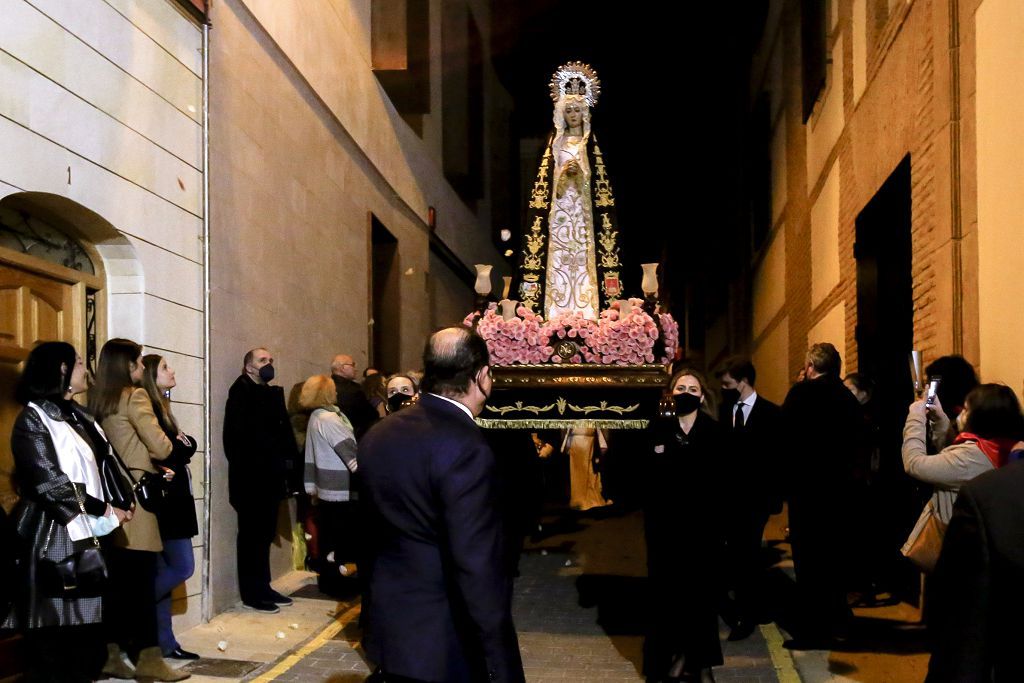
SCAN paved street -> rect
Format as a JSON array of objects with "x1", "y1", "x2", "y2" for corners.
[{"x1": 121, "y1": 507, "x2": 930, "y2": 682}]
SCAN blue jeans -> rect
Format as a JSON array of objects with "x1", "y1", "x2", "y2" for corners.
[{"x1": 154, "y1": 538, "x2": 195, "y2": 654}]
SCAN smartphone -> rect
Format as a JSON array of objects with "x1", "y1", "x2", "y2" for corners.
[{"x1": 926, "y1": 376, "x2": 941, "y2": 406}]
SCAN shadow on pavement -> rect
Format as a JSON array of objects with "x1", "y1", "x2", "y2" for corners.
[{"x1": 575, "y1": 574, "x2": 649, "y2": 636}]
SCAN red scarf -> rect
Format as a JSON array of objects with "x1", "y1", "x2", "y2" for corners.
[{"x1": 954, "y1": 432, "x2": 1019, "y2": 469}]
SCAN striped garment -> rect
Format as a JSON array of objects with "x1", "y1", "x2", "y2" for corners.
[{"x1": 304, "y1": 407, "x2": 358, "y2": 502}]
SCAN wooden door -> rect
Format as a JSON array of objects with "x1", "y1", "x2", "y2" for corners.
[{"x1": 0, "y1": 262, "x2": 85, "y2": 513}]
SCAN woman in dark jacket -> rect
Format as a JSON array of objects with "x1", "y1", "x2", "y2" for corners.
[
  {"x1": 2, "y1": 342, "x2": 130, "y2": 682},
  {"x1": 142, "y1": 354, "x2": 199, "y2": 661},
  {"x1": 643, "y1": 368, "x2": 725, "y2": 683}
]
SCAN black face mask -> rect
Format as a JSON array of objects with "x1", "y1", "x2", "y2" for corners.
[
  {"x1": 258, "y1": 364, "x2": 275, "y2": 383},
  {"x1": 721, "y1": 388, "x2": 741, "y2": 407},
  {"x1": 673, "y1": 393, "x2": 702, "y2": 416},
  {"x1": 387, "y1": 393, "x2": 411, "y2": 414}
]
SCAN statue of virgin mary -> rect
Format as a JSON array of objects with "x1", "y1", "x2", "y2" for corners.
[{"x1": 517, "y1": 62, "x2": 622, "y2": 319}]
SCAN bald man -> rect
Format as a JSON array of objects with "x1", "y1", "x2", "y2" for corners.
[
  {"x1": 359, "y1": 328, "x2": 524, "y2": 683},
  {"x1": 330, "y1": 354, "x2": 378, "y2": 439}
]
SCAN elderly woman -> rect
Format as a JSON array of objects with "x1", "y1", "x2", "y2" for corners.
[
  {"x1": 91, "y1": 339, "x2": 188, "y2": 682},
  {"x1": 3, "y1": 342, "x2": 129, "y2": 682},
  {"x1": 643, "y1": 368, "x2": 725, "y2": 683},
  {"x1": 300, "y1": 375, "x2": 360, "y2": 591}
]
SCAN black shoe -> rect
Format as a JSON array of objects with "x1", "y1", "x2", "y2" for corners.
[
  {"x1": 727, "y1": 619, "x2": 757, "y2": 642},
  {"x1": 242, "y1": 600, "x2": 280, "y2": 613},
  {"x1": 264, "y1": 590, "x2": 294, "y2": 606},
  {"x1": 165, "y1": 648, "x2": 200, "y2": 660}
]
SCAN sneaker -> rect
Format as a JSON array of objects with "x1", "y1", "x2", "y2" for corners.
[
  {"x1": 242, "y1": 600, "x2": 280, "y2": 613},
  {"x1": 264, "y1": 590, "x2": 294, "y2": 606}
]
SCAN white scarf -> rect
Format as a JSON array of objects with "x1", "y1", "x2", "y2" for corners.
[{"x1": 28, "y1": 402, "x2": 104, "y2": 542}]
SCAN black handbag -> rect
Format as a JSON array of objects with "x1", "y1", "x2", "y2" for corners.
[
  {"x1": 100, "y1": 450, "x2": 134, "y2": 511},
  {"x1": 36, "y1": 484, "x2": 107, "y2": 598},
  {"x1": 129, "y1": 468, "x2": 167, "y2": 513}
]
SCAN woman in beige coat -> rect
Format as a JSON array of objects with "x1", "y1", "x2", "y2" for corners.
[{"x1": 91, "y1": 338, "x2": 188, "y2": 682}]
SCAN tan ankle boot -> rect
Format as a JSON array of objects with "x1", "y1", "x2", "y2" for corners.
[
  {"x1": 102, "y1": 643, "x2": 135, "y2": 679},
  {"x1": 133, "y1": 646, "x2": 191, "y2": 682}
]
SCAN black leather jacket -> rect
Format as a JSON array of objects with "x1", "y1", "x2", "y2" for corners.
[{"x1": 2, "y1": 399, "x2": 110, "y2": 629}]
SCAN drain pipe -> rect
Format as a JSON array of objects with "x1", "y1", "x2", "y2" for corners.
[{"x1": 201, "y1": 17, "x2": 213, "y2": 623}]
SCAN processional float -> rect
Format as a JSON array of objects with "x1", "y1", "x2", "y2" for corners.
[{"x1": 467, "y1": 62, "x2": 675, "y2": 430}]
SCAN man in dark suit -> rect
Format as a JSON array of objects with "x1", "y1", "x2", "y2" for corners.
[
  {"x1": 717, "y1": 356, "x2": 783, "y2": 641},
  {"x1": 927, "y1": 459, "x2": 1024, "y2": 682},
  {"x1": 359, "y1": 327, "x2": 525, "y2": 683},
  {"x1": 781, "y1": 342, "x2": 864, "y2": 649},
  {"x1": 331, "y1": 353, "x2": 379, "y2": 439}
]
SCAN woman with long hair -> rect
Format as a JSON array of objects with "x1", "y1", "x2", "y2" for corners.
[
  {"x1": 2, "y1": 342, "x2": 130, "y2": 682},
  {"x1": 91, "y1": 339, "x2": 188, "y2": 682},
  {"x1": 643, "y1": 367, "x2": 725, "y2": 683},
  {"x1": 141, "y1": 353, "x2": 199, "y2": 661}
]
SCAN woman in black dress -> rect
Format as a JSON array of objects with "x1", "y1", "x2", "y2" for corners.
[{"x1": 643, "y1": 367, "x2": 725, "y2": 683}]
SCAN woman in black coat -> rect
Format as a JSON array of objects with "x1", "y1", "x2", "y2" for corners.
[
  {"x1": 141, "y1": 354, "x2": 200, "y2": 661},
  {"x1": 2, "y1": 342, "x2": 130, "y2": 682},
  {"x1": 643, "y1": 367, "x2": 725, "y2": 683}
]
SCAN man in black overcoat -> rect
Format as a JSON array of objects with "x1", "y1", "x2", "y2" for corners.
[
  {"x1": 359, "y1": 327, "x2": 525, "y2": 683},
  {"x1": 927, "y1": 459, "x2": 1024, "y2": 682},
  {"x1": 223, "y1": 347, "x2": 297, "y2": 612},
  {"x1": 717, "y1": 356, "x2": 783, "y2": 641},
  {"x1": 782, "y1": 342, "x2": 865, "y2": 648}
]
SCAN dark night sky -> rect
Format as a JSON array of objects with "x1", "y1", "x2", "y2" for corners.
[{"x1": 490, "y1": 1, "x2": 767, "y2": 320}]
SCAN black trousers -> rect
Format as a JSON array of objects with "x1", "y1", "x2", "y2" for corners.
[
  {"x1": 104, "y1": 547, "x2": 159, "y2": 655},
  {"x1": 235, "y1": 499, "x2": 279, "y2": 604},
  {"x1": 23, "y1": 624, "x2": 105, "y2": 683},
  {"x1": 725, "y1": 508, "x2": 770, "y2": 621}
]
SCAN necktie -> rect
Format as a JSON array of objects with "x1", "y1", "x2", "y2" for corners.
[{"x1": 734, "y1": 402, "x2": 745, "y2": 429}]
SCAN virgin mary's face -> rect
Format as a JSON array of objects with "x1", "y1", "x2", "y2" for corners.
[{"x1": 564, "y1": 101, "x2": 585, "y2": 128}]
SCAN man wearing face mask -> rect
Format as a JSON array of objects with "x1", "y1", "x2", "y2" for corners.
[
  {"x1": 359, "y1": 327, "x2": 525, "y2": 683},
  {"x1": 716, "y1": 357, "x2": 783, "y2": 641},
  {"x1": 223, "y1": 347, "x2": 298, "y2": 613}
]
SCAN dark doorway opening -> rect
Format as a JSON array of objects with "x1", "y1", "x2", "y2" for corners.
[
  {"x1": 854, "y1": 155, "x2": 918, "y2": 601},
  {"x1": 370, "y1": 216, "x2": 400, "y2": 373}
]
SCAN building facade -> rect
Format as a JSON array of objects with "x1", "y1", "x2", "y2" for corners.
[
  {"x1": 724, "y1": 0, "x2": 1024, "y2": 406},
  {"x1": 0, "y1": 0, "x2": 511, "y2": 644}
]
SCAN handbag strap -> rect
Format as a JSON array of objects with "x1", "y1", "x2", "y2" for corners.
[
  {"x1": 39, "y1": 519, "x2": 56, "y2": 558},
  {"x1": 70, "y1": 482, "x2": 102, "y2": 550}
]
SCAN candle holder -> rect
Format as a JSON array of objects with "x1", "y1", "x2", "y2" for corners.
[
  {"x1": 641, "y1": 263, "x2": 659, "y2": 314},
  {"x1": 474, "y1": 264, "x2": 493, "y2": 316}
]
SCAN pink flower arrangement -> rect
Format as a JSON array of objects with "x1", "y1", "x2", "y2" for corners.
[
  {"x1": 465, "y1": 300, "x2": 680, "y2": 366},
  {"x1": 465, "y1": 304, "x2": 553, "y2": 365}
]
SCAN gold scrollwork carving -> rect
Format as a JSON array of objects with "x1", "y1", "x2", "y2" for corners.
[
  {"x1": 529, "y1": 151, "x2": 552, "y2": 209},
  {"x1": 485, "y1": 397, "x2": 642, "y2": 418},
  {"x1": 485, "y1": 401, "x2": 558, "y2": 416},
  {"x1": 592, "y1": 144, "x2": 615, "y2": 208},
  {"x1": 566, "y1": 401, "x2": 640, "y2": 415}
]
